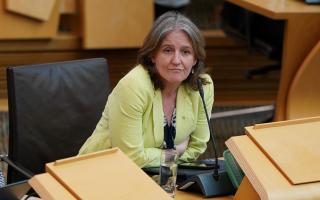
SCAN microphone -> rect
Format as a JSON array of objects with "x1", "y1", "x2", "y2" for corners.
[
  {"x1": 177, "y1": 79, "x2": 236, "y2": 197},
  {"x1": 196, "y1": 79, "x2": 219, "y2": 180},
  {"x1": 0, "y1": 155, "x2": 33, "y2": 179}
]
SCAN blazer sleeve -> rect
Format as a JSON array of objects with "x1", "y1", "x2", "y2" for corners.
[
  {"x1": 78, "y1": 104, "x2": 112, "y2": 154},
  {"x1": 79, "y1": 79, "x2": 161, "y2": 167},
  {"x1": 108, "y1": 81, "x2": 162, "y2": 168},
  {"x1": 179, "y1": 75, "x2": 214, "y2": 162}
]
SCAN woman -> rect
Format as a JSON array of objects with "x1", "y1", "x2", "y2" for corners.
[{"x1": 79, "y1": 11, "x2": 214, "y2": 168}]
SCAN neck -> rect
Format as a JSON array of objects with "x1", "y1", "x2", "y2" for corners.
[
  {"x1": 162, "y1": 86, "x2": 178, "y2": 98},
  {"x1": 161, "y1": 81, "x2": 180, "y2": 97}
]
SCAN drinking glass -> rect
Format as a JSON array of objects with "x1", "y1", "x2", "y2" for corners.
[{"x1": 159, "y1": 149, "x2": 178, "y2": 198}]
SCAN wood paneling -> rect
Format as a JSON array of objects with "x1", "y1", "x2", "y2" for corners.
[
  {"x1": 81, "y1": 0, "x2": 154, "y2": 49},
  {"x1": 0, "y1": 32, "x2": 279, "y2": 107},
  {"x1": 0, "y1": 0, "x2": 60, "y2": 39},
  {"x1": 6, "y1": 0, "x2": 56, "y2": 21}
]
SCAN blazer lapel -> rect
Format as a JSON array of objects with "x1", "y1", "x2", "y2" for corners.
[
  {"x1": 176, "y1": 86, "x2": 195, "y2": 143},
  {"x1": 152, "y1": 89, "x2": 164, "y2": 147}
]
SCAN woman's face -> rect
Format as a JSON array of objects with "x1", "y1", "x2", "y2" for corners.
[{"x1": 152, "y1": 30, "x2": 197, "y2": 88}]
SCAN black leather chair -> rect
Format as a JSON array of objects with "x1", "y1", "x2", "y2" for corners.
[{"x1": 6, "y1": 58, "x2": 111, "y2": 183}]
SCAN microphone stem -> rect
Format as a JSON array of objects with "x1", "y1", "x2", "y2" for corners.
[
  {"x1": 197, "y1": 79, "x2": 219, "y2": 180},
  {"x1": 0, "y1": 155, "x2": 33, "y2": 179},
  {"x1": 200, "y1": 95, "x2": 219, "y2": 179}
]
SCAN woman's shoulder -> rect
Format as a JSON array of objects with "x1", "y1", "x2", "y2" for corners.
[
  {"x1": 199, "y1": 73, "x2": 213, "y2": 84},
  {"x1": 124, "y1": 65, "x2": 149, "y2": 79},
  {"x1": 115, "y1": 65, "x2": 154, "y2": 95},
  {"x1": 198, "y1": 73, "x2": 214, "y2": 99},
  {"x1": 200, "y1": 73, "x2": 214, "y2": 92},
  {"x1": 122, "y1": 65, "x2": 152, "y2": 85}
]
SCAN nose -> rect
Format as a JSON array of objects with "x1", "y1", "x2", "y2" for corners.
[{"x1": 172, "y1": 52, "x2": 181, "y2": 65}]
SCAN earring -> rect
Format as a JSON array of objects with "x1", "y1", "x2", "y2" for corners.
[{"x1": 191, "y1": 68, "x2": 194, "y2": 74}]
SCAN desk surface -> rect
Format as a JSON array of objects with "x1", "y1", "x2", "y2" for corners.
[
  {"x1": 228, "y1": 0, "x2": 320, "y2": 19},
  {"x1": 22, "y1": 191, "x2": 233, "y2": 200},
  {"x1": 226, "y1": 134, "x2": 320, "y2": 199}
]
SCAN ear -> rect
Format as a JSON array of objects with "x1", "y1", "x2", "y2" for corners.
[
  {"x1": 150, "y1": 53, "x2": 156, "y2": 64},
  {"x1": 193, "y1": 59, "x2": 197, "y2": 67}
]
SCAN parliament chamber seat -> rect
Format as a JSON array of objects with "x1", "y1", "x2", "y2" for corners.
[{"x1": 6, "y1": 58, "x2": 111, "y2": 183}]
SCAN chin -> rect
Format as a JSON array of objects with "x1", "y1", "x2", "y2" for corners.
[
  {"x1": 162, "y1": 74, "x2": 188, "y2": 85},
  {"x1": 168, "y1": 78, "x2": 186, "y2": 85}
]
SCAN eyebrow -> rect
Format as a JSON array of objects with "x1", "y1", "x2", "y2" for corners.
[{"x1": 160, "y1": 44, "x2": 193, "y2": 49}]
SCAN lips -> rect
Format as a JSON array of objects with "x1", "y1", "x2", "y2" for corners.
[{"x1": 169, "y1": 69, "x2": 183, "y2": 72}]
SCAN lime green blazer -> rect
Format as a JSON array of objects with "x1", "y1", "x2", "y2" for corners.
[{"x1": 79, "y1": 65, "x2": 214, "y2": 168}]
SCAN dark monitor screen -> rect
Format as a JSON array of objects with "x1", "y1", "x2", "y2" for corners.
[{"x1": 305, "y1": 0, "x2": 320, "y2": 3}]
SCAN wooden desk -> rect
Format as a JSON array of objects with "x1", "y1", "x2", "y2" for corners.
[
  {"x1": 226, "y1": 117, "x2": 320, "y2": 199},
  {"x1": 176, "y1": 190, "x2": 233, "y2": 200},
  {"x1": 22, "y1": 191, "x2": 233, "y2": 200},
  {"x1": 227, "y1": 0, "x2": 320, "y2": 120}
]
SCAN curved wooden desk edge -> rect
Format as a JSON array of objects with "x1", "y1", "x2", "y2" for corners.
[
  {"x1": 286, "y1": 39, "x2": 320, "y2": 119},
  {"x1": 234, "y1": 176, "x2": 260, "y2": 200}
]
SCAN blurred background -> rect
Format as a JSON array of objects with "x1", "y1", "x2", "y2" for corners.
[{"x1": 0, "y1": 0, "x2": 281, "y2": 177}]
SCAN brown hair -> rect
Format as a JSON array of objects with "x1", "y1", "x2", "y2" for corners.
[{"x1": 137, "y1": 11, "x2": 208, "y2": 90}]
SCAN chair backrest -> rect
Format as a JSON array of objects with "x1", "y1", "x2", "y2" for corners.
[
  {"x1": 286, "y1": 40, "x2": 320, "y2": 119},
  {"x1": 6, "y1": 58, "x2": 111, "y2": 183}
]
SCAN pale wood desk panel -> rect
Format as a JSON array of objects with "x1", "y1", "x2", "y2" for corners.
[
  {"x1": 6, "y1": 0, "x2": 56, "y2": 21},
  {"x1": 81, "y1": 0, "x2": 154, "y2": 49},
  {"x1": 29, "y1": 148, "x2": 233, "y2": 200},
  {"x1": 26, "y1": 178, "x2": 233, "y2": 200},
  {"x1": 227, "y1": 0, "x2": 320, "y2": 120},
  {"x1": 0, "y1": 0, "x2": 61, "y2": 39},
  {"x1": 246, "y1": 117, "x2": 320, "y2": 184},
  {"x1": 226, "y1": 135, "x2": 320, "y2": 200},
  {"x1": 31, "y1": 149, "x2": 172, "y2": 200},
  {"x1": 24, "y1": 189, "x2": 233, "y2": 200},
  {"x1": 0, "y1": 34, "x2": 81, "y2": 52},
  {"x1": 227, "y1": 0, "x2": 320, "y2": 18}
]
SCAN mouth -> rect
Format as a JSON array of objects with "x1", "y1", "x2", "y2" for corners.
[{"x1": 169, "y1": 69, "x2": 183, "y2": 72}]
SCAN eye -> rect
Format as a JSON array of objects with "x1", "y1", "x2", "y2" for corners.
[
  {"x1": 181, "y1": 49, "x2": 191, "y2": 56},
  {"x1": 163, "y1": 47, "x2": 173, "y2": 54}
]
